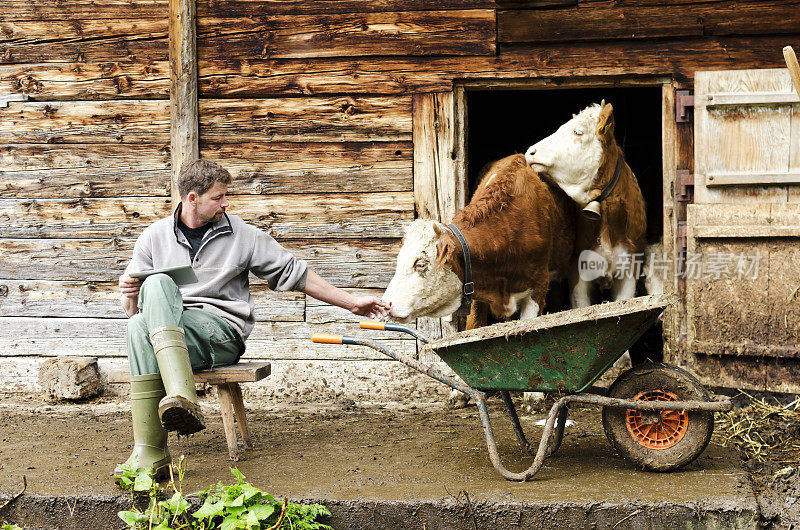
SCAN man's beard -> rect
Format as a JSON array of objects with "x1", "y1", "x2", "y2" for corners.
[{"x1": 201, "y1": 210, "x2": 224, "y2": 224}]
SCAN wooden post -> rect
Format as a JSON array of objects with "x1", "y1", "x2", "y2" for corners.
[
  {"x1": 412, "y1": 91, "x2": 465, "y2": 352},
  {"x1": 169, "y1": 0, "x2": 199, "y2": 205}
]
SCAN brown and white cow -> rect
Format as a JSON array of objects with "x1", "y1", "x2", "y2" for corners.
[
  {"x1": 525, "y1": 102, "x2": 646, "y2": 308},
  {"x1": 383, "y1": 154, "x2": 575, "y2": 328},
  {"x1": 525, "y1": 102, "x2": 647, "y2": 367}
]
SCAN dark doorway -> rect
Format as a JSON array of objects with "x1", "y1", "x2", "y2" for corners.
[
  {"x1": 465, "y1": 86, "x2": 664, "y2": 362},
  {"x1": 466, "y1": 87, "x2": 663, "y2": 245}
]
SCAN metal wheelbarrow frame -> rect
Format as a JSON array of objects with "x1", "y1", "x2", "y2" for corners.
[{"x1": 312, "y1": 294, "x2": 732, "y2": 481}]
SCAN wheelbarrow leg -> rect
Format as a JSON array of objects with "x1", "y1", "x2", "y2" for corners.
[
  {"x1": 500, "y1": 391, "x2": 533, "y2": 455},
  {"x1": 476, "y1": 395, "x2": 569, "y2": 481},
  {"x1": 547, "y1": 404, "x2": 568, "y2": 457}
]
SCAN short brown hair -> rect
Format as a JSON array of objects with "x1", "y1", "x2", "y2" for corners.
[{"x1": 178, "y1": 160, "x2": 232, "y2": 199}]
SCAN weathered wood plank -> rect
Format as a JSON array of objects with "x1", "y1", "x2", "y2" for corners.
[
  {"x1": 3, "y1": 1, "x2": 169, "y2": 20},
  {"x1": 197, "y1": 11, "x2": 496, "y2": 60},
  {"x1": 306, "y1": 288, "x2": 391, "y2": 325},
  {"x1": 197, "y1": 0, "x2": 496, "y2": 17},
  {"x1": 0, "y1": 62, "x2": 170, "y2": 100},
  {"x1": 0, "y1": 281, "x2": 305, "y2": 321},
  {"x1": 498, "y1": 3, "x2": 800, "y2": 43},
  {"x1": 0, "y1": 20, "x2": 168, "y2": 46},
  {"x1": 0, "y1": 193, "x2": 413, "y2": 239},
  {"x1": 198, "y1": 36, "x2": 800, "y2": 96},
  {"x1": 200, "y1": 142, "x2": 412, "y2": 194},
  {"x1": 0, "y1": 238, "x2": 135, "y2": 281},
  {"x1": 0, "y1": 19, "x2": 168, "y2": 64},
  {"x1": 0, "y1": 238, "x2": 400, "y2": 287},
  {"x1": 413, "y1": 92, "x2": 459, "y2": 223},
  {"x1": 412, "y1": 92, "x2": 461, "y2": 346},
  {"x1": 0, "y1": 100, "x2": 170, "y2": 144},
  {"x1": 199, "y1": 97, "x2": 411, "y2": 143},
  {"x1": 0, "y1": 144, "x2": 170, "y2": 198},
  {"x1": 170, "y1": 0, "x2": 199, "y2": 205},
  {"x1": 0, "y1": 142, "x2": 410, "y2": 198}
]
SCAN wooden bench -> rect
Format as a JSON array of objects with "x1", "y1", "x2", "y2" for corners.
[{"x1": 109, "y1": 362, "x2": 271, "y2": 461}]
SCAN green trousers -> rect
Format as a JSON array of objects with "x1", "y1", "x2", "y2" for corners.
[{"x1": 126, "y1": 274, "x2": 244, "y2": 376}]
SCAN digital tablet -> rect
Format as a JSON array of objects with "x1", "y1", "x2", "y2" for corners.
[{"x1": 129, "y1": 265, "x2": 198, "y2": 286}]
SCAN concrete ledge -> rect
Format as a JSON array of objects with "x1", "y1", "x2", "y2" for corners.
[{"x1": 0, "y1": 495, "x2": 757, "y2": 530}]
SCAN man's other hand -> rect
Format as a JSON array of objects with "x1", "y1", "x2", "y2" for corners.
[
  {"x1": 119, "y1": 274, "x2": 142, "y2": 299},
  {"x1": 350, "y1": 296, "x2": 391, "y2": 320}
]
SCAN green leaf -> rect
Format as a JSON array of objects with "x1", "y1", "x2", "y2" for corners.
[
  {"x1": 248, "y1": 503, "x2": 275, "y2": 520},
  {"x1": 230, "y1": 468, "x2": 246, "y2": 483},
  {"x1": 229, "y1": 493, "x2": 245, "y2": 507},
  {"x1": 226, "y1": 505, "x2": 247, "y2": 517},
  {"x1": 160, "y1": 491, "x2": 190, "y2": 516},
  {"x1": 118, "y1": 510, "x2": 148, "y2": 525},
  {"x1": 220, "y1": 514, "x2": 245, "y2": 530},
  {"x1": 133, "y1": 471, "x2": 153, "y2": 492},
  {"x1": 193, "y1": 498, "x2": 226, "y2": 520},
  {"x1": 246, "y1": 509, "x2": 260, "y2": 527},
  {"x1": 240, "y1": 484, "x2": 262, "y2": 503}
]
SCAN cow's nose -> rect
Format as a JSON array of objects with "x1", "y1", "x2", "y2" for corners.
[{"x1": 524, "y1": 147, "x2": 537, "y2": 165}]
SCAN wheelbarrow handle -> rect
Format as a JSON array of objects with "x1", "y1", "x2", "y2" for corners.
[
  {"x1": 359, "y1": 321, "x2": 431, "y2": 343},
  {"x1": 784, "y1": 46, "x2": 800, "y2": 98},
  {"x1": 311, "y1": 334, "x2": 359, "y2": 345}
]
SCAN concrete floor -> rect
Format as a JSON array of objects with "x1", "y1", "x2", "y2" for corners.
[{"x1": 0, "y1": 392, "x2": 758, "y2": 529}]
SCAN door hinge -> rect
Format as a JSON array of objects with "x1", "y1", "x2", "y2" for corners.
[
  {"x1": 676, "y1": 170, "x2": 694, "y2": 258},
  {"x1": 675, "y1": 90, "x2": 694, "y2": 123},
  {"x1": 676, "y1": 170, "x2": 694, "y2": 203},
  {"x1": 677, "y1": 221, "x2": 688, "y2": 257}
]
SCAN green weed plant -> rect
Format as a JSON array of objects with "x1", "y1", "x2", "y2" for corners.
[{"x1": 114, "y1": 456, "x2": 332, "y2": 530}]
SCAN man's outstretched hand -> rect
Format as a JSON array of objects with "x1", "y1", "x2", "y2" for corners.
[{"x1": 349, "y1": 296, "x2": 392, "y2": 320}]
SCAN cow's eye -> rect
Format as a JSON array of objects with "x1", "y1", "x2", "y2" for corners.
[
  {"x1": 573, "y1": 129, "x2": 584, "y2": 136},
  {"x1": 414, "y1": 259, "x2": 429, "y2": 272}
]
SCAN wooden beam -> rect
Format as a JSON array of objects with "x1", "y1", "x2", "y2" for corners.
[
  {"x1": 0, "y1": 62, "x2": 170, "y2": 101},
  {"x1": 197, "y1": 0, "x2": 496, "y2": 17},
  {"x1": 498, "y1": 2, "x2": 800, "y2": 43},
  {"x1": 199, "y1": 97, "x2": 412, "y2": 143},
  {"x1": 0, "y1": 193, "x2": 413, "y2": 239},
  {"x1": 197, "y1": 10, "x2": 496, "y2": 59},
  {"x1": 197, "y1": 36, "x2": 800, "y2": 97},
  {"x1": 412, "y1": 92, "x2": 459, "y2": 223},
  {"x1": 412, "y1": 92, "x2": 463, "y2": 344},
  {"x1": 170, "y1": 0, "x2": 199, "y2": 205}
]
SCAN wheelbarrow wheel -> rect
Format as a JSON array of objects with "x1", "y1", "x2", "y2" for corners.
[{"x1": 601, "y1": 361, "x2": 714, "y2": 472}]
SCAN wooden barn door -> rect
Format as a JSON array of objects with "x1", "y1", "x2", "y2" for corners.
[{"x1": 686, "y1": 68, "x2": 800, "y2": 392}]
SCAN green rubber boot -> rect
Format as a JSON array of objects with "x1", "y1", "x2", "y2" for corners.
[
  {"x1": 115, "y1": 374, "x2": 171, "y2": 481},
  {"x1": 150, "y1": 325, "x2": 206, "y2": 435}
]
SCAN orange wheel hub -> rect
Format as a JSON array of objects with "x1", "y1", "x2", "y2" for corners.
[{"x1": 625, "y1": 390, "x2": 689, "y2": 449}]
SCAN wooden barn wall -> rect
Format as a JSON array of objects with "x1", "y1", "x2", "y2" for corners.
[{"x1": 1, "y1": 0, "x2": 799, "y2": 395}]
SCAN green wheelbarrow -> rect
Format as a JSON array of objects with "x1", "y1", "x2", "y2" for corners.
[{"x1": 311, "y1": 294, "x2": 732, "y2": 481}]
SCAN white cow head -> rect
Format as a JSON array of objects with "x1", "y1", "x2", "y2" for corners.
[
  {"x1": 382, "y1": 219, "x2": 464, "y2": 323},
  {"x1": 524, "y1": 102, "x2": 615, "y2": 206}
]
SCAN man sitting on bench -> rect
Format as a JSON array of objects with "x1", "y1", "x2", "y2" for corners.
[{"x1": 116, "y1": 159, "x2": 391, "y2": 478}]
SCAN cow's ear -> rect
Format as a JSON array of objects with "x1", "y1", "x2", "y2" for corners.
[
  {"x1": 596, "y1": 102, "x2": 614, "y2": 139},
  {"x1": 436, "y1": 237, "x2": 455, "y2": 266},
  {"x1": 432, "y1": 221, "x2": 448, "y2": 236}
]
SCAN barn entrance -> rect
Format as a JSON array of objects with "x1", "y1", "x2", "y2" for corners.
[{"x1": 464, "y1": 86, "x2": 665, "y2": 361}]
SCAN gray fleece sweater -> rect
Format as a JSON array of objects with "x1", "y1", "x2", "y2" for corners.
[{"x1": 124, "y1": 206, "x2": 308, "y2": 341}]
